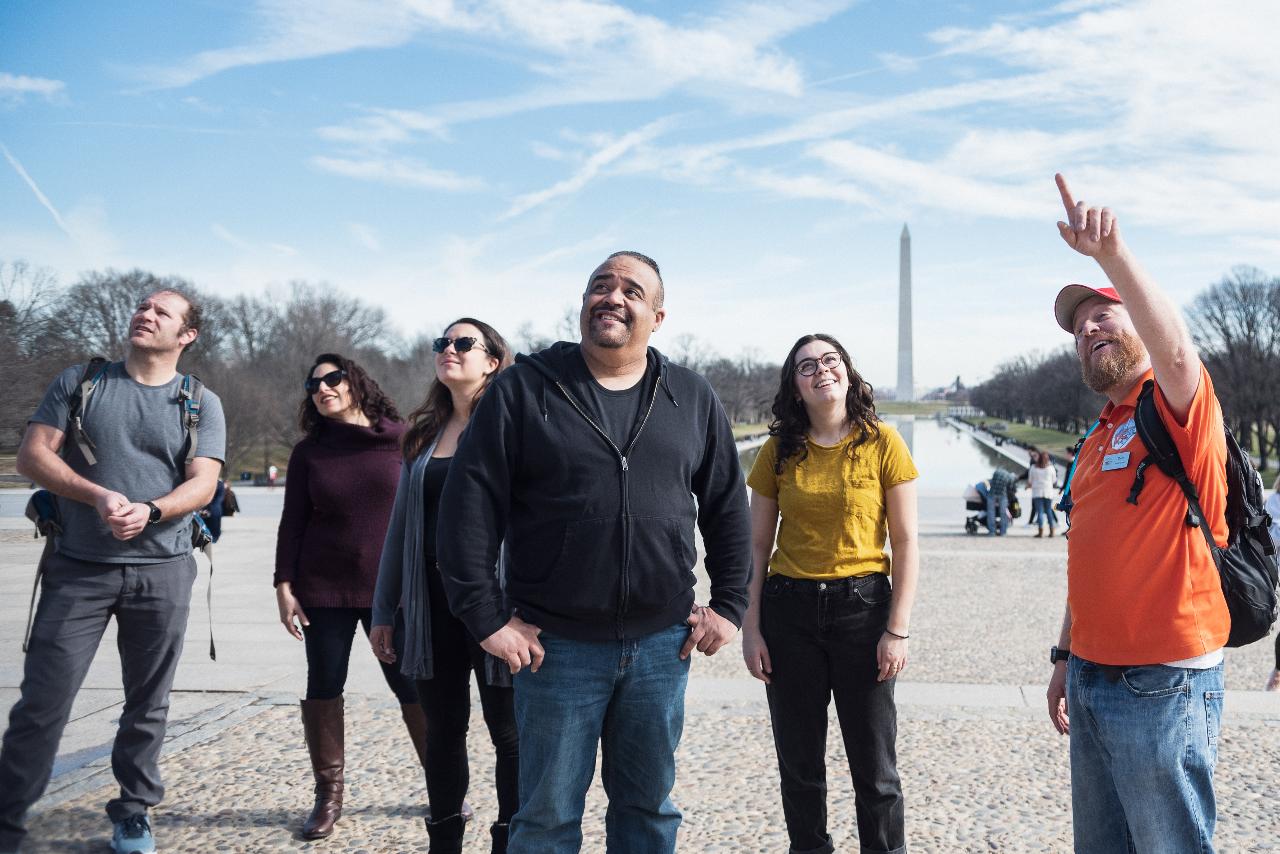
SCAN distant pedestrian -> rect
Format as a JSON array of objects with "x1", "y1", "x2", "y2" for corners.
[
  {"x1": 743, "y1": 333, "x2": 919, "y2": 854},
  {"x1": 1, "y1": 288, "x2": 225, "y2": 854},
  {"x1": 987, "y1": 467, "x2": 1015, "y2": 536},
  {"x1": 1267, "y1": 475, "x2": 1280, "y2": 692},
  {"x1": 1027, "y1": 451, "x2": 1058, "y2": 537},
  {"x1": 370, "y1": 319, "x2": 518, "y2": 853},
  {"x1": 273, "y1": 354, "x2": 419, "y2": 841},
  {"x1": 200, "y1": 479, "x2": 226, "y2": 542},
  {"x1": 268, "y1": 463, "x2": 278, "y2": 489},
  {"x1": 1044, "y1": 173, "x2": 1231, "y2": 850}
]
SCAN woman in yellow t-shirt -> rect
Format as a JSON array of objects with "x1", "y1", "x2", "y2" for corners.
[{"x1": 743, "y1": 333, "x2": 919, "y2": 854}]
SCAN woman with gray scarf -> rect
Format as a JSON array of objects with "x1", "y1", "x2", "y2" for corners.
[{"x1": 370, "y1": 318, "x2": 516, "y2": 854}]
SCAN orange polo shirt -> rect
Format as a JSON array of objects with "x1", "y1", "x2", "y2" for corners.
[{"x1": 1067, "y1": 365, "x2": 1229, "y2": 664}]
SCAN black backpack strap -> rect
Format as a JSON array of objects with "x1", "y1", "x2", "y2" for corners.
[
  {"x1": 1130, "y1": 379, "x2": 1220, "y2": 563},
  {"x1": 67, "y1": 357, "x2": 109, "y2": 465},
  {"x1": 179, "y1": 374, "x2": 204, "y2": 465}
]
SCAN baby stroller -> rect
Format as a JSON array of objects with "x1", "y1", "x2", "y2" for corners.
[{"x1": 963, "y1": 479, "x2": 1021, "y2": 535}]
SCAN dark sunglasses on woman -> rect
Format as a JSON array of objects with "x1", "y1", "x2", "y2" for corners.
[
  {"x1": 432, "y1": 336, "x2": 488, "y2": 354},
  {"x1": 305, "y1": 369, "x2": 347, "y2": 394}
]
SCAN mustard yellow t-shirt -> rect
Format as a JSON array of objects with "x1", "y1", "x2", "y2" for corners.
[{"x1": 747, "y1": 424, "x2": 918, "y2": 580}]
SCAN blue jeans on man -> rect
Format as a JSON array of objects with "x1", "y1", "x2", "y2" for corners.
[
  {"x1": 985, "y1": 491, "x2": 1008, "y2": 536},
  {"x1": 508, "y1": 623, "x2": 690, "y2": 854},
  {"x1": 1067, "y1": 655, "x2": 1223, "y2": 852}
]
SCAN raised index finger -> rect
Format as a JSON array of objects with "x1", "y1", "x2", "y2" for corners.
[{"x1": 1055, "y1": 173, "x2": 1077, "y2": 217}]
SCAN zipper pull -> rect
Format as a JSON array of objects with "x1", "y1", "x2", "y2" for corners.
[{"x1": 620, "y1": 456, "x2": 629, "y2": 472}]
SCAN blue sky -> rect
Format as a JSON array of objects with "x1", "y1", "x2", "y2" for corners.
[{"x1": 3, "y1": 0, "x2": 1279, "y2": 391}]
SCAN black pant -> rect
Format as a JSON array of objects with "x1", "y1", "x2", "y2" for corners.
[
  {"x1": 415, "y1": 563, "x2": 519, "y2": 822},
  {"x1": 302, "y1": 607, "x2": 418, "y2": 704},
  {"x1": 761, "y1": 573, "x2": 905, "y2": 854}
]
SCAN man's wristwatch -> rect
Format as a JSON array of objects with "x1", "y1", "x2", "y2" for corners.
[
  {"x1": 145, "y1": 501, "x2": 162, "y2": 525},
  {"x1": 1049, "y1": 645, "x2": 1071, "y2": 665}
]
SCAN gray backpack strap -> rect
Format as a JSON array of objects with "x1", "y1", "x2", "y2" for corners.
[
  {"x1": 179, "y1": 374, "x2": 204, "y2": 465},
  {"x1": 69, "y1": 357, "x2": 110, "y2": 466}
]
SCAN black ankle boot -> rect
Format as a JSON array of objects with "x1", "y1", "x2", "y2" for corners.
[
  {"x1": 490, "y1": 821, "x2": 509, "y2": 854},
  {"x1": 425, "y1": 813, "x2": 467, "y2": 854}
]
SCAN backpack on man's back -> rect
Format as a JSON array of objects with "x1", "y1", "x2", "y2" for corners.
[{"x1": 1128, "y1": 379, "x2": 1280, "y2": 647}]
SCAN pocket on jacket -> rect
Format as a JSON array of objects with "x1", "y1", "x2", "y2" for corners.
[
  {"x1": 624, "y1": 516, "x2": 697, "y2": 614},
  {"x1": 510, "y1": 518, "x2": 622, "y2": 609}
]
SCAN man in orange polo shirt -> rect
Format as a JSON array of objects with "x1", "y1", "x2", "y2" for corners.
[{"x1": 1044, "y1": 174, "x2": 1230, "y2": 853}]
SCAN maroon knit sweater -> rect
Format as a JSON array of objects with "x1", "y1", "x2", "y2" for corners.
[{"x1": 273, "y1": 415, "x2": 405, "y2": 608}]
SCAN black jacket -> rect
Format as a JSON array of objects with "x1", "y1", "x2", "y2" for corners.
[{"x1": 437, "y1": 342, "x2": 751, "y2": 642}]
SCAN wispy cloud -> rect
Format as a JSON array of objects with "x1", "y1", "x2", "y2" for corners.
[
  {"x1": 1, "y1": 144, "x2": 71, "y2": 235},
  {"x1": 501, "y1": 118, "x2": 673, "y2": 219},
  {"x1": 213, "y1": 223, "x2": 298, "y2": 256},
  {"x1": 310, "y1": 155, "x2": 483, "y2": 192},
  {"x1": 348, "y1": 222, "x2": 382, "y2": 252},
  {"x1": 0, "y1": 72, "x2": 65, "y2": 104}
]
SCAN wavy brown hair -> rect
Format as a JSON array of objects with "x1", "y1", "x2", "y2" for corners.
[
  {"x1": 769, "y1": 333, "x2": 880, "y2": 474},
  {"x1": 402, "y1": 318, "x2": 513, "y2": 461},
  {"x1": 298, "y1": 352, "x2": 401, "y2": 438}
]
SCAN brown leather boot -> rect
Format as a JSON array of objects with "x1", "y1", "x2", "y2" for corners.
[
  {"x1": 400, "y1": 703, "x2": 474, "y2": 823},
  {"x1": 300, "y1": 696, "x2": 345, "y2": 839}
]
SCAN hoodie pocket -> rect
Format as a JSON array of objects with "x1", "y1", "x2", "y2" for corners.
[
  {"x1": 625, "y1": 516, "x2": 697, "y2": 614},
  {"x1": 510, "y1": 518, "x2": 622, "y2": 612}
]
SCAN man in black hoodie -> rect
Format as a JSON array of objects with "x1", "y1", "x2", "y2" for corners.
[{"x1": 437, "y1": 251, "x2": 751, "y2": 853}]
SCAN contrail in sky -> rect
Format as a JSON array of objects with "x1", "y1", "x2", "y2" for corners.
[{"x1": 1, "y1": 142, "x2": 72, "y2": 236}]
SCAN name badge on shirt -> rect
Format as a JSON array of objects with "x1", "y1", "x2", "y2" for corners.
[{"x1": 1101, "y1": 451, "x2": 1131, "y2": 471}]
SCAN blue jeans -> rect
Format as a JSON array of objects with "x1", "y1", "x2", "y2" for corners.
[
  {"x1": 1030, "y1": 497, "x2": 1057, "y2": 529},
  {"x1": 508, "y1": 624, "x2": 690, "y2": 854},
  {"x1": 1068, "y1": 656, "x2": 1224, "y2": 853},
  {"x1": 985, "y1": 492, "x2": 1007, "y2": 535}
]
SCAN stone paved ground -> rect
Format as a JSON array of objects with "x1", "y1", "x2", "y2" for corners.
[{"x1": 3, "y1": 506, "x2": 1278, "y2": 852}]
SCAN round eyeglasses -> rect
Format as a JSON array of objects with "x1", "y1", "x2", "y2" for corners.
[{"x1": 794, "y1": 352, "x2": 842, "y2": 377}]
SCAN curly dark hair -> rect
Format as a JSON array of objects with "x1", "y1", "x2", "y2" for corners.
[
  {"x1": 298, "y1": 352, "x2": 401, "y2": 438},
  {"x1": 402, "y1": 318, "x2": 513, "y2": 460},
  {"x1": 769, "y1": 333, "x2": 880, "y2": 474}
]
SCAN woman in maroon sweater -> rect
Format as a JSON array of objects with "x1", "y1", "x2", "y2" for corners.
[{"x1": 273, "y1": 352, "x2": 418, "y2": 841}]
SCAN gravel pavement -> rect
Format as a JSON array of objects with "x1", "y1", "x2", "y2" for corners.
[{"x1": 2, "y1": 505, "x2": 1277, "y2": 852}]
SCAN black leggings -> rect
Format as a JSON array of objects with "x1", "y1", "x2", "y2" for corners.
[
  {"x1": 302, "y1": 606, "x2": 418, "y2": 704},
  {"x1": 416, "y1": 564, "x2": 519, "y2": 821}
]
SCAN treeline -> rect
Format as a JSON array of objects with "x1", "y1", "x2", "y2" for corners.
[
  {"x1": 1, "y1": 261, "x2": 779, "y2": 473},
  {"x1": 971, "y1": 266, "x2": 1280, "y2": 469}
]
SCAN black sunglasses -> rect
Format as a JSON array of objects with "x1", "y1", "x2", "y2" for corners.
[
  {"x1": 432, "y1": 336, "x2": 488, "y2": 354},
  {"x1": 305, "y1": 368, "x2": 347, "y2": 394}
]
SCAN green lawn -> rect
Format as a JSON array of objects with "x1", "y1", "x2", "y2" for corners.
[
  {"x1": 989, "y1": 423, "x2": 1085, "y2": 454},
  {"x1": 732, "y1": 422, "x2": 768, "y2": 439},
  {"x1": 876, "y1": 401, "x2": 952, "y2": 416}
]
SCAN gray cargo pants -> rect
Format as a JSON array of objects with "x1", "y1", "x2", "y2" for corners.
[{"x1": 0, "y1": 551, "x2": 196, "y2": 849}]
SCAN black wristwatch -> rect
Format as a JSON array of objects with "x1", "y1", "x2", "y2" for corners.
[
  {"x1": 1049, "y1": 645, "x2": 1071, "y2": 665},
  {"x1": 145, "y1": 501, "x2": 162, "y2": 525}
]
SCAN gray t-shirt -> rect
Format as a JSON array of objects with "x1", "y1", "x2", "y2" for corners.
[{"x1": 30, "y1": 361, "x2": 227, "y2": 564}]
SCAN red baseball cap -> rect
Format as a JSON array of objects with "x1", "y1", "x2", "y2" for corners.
[{"x1": 1054, "y1": 284, "x2": 1121, "y2": 333}]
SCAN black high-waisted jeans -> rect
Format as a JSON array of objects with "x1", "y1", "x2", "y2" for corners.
[
  {"x1": 302, "y1": 607, "x2": 418, "y2": 704},
  {"x1": 415, "y1": 562, "x2": 519, "y2": 822},
  {"x1": 761, "y1": 573, "x2": 905, "y2": 854}
]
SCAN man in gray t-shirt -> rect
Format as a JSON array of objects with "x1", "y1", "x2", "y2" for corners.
[{"x1": 0, "y1": 289, "x2": 225, "y2": 854}]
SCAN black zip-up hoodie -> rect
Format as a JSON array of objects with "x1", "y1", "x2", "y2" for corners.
[{"x1": 436, "y1": 342, "x2": 751, "y2": 643}]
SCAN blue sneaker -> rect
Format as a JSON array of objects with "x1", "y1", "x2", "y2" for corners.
[{"x1": 111, "y1": 814, "x2": 157, "y2": 854}]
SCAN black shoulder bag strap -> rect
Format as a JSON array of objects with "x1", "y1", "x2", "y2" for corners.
[{"x1": 1128, "y1": 379, "x2": 1221, "y2": 566}]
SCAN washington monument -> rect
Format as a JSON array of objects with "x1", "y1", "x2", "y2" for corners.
[{"x1": 897, "y1": 223, "x2": 913, "y2": 401}]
